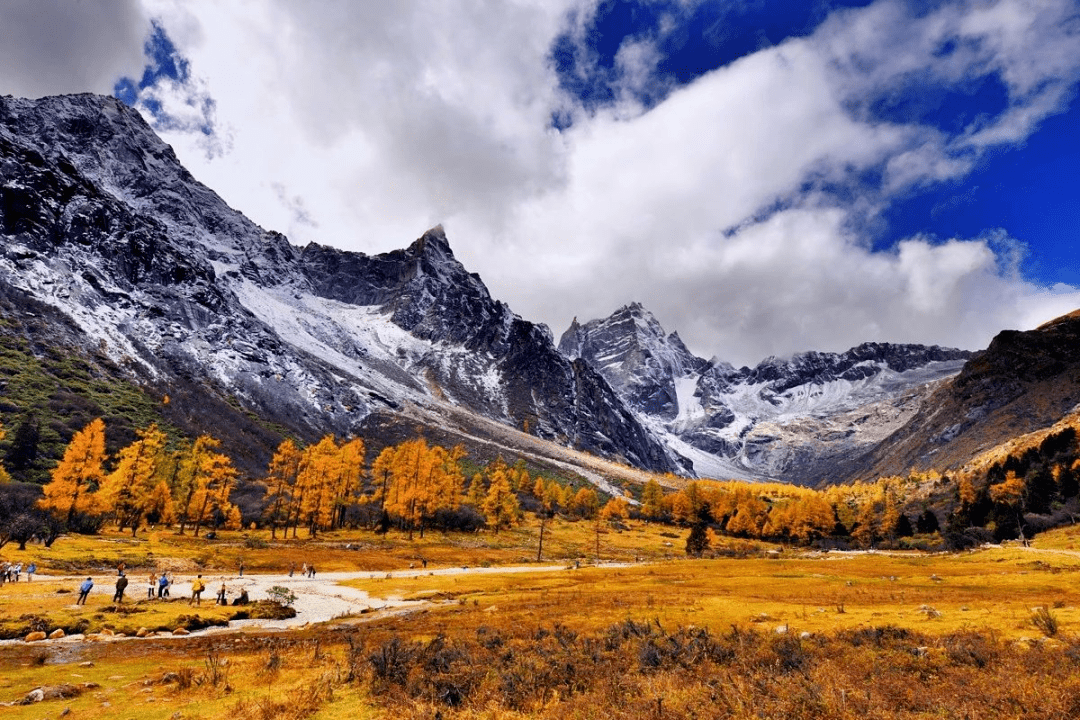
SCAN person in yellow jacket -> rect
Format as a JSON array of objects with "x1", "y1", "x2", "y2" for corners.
[{"x1": 190, "y1": 574, "x2": 205, "y2": 605}]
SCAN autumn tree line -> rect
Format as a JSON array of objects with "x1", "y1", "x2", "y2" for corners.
[
  {"x1": 0, "y1": 418, "x2": 622, "y2": 549},
  {"x1": 3, "y1": 418, "x2": 1080, "y2": 553}
]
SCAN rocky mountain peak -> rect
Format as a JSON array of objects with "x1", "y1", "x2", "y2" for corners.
[
  {"x1": 559, "y1": 303, "x2": 708, "y2": 420},
  {"x1": 0, "y1": 93, "x2": 681, "y2": 476}
]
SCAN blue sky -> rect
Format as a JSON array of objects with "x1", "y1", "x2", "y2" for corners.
[
  {"x1": 550, "y1": 0, "x2": 1080, "y2": 291},
  {"x1": 3, "y1": 0, "x2": 1080, "y2": 364}
]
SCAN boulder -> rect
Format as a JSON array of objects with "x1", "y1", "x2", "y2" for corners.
[
  {"x1": 48, "y1": 629, "x2": 65, "y2": 639},
  {"x1": 24, "y1": 631, "x2": 46, "y2": 642}
]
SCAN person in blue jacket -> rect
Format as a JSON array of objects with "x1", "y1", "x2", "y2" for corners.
[{"x1": 76, "y1": 576, "x2": 93, "y2": 604}]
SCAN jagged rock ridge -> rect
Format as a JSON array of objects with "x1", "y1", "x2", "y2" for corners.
[{"x1": 561, "y1": 303, "x2": 973, "y2": 483}]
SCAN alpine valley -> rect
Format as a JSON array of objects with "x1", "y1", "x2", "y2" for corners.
[{"x1": 1, "y1": 93, "x2": 1077, "y2": 492}]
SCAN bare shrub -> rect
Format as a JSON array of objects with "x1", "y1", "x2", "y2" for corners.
[
  {"x1": 201, "y1": 650, "x2": 229, "y2": 688},
  {"x1": 1032, "y1": 605, "x2": 1060, "y2": 637},
  {"x1": 368, "y1": 636, "x2": 415, "y2": 689},
  {"x1": 174, "y1": 667, "x2": 195, "y2": 690},
  {"x1": 944, "y1": 633, "x2": 994, "y2": 668}
]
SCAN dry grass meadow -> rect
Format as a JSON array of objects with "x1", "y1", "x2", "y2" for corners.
[{"x1": 4, "y1": 520, "x2": 1080, "y2": 718}]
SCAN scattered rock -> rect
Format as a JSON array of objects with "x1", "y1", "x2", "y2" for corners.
[
  {"x1": 24, "y1": 631, "x2": 46, "y2": 642},
  {"x1": 136, "y1": 627, "x2": 149, "y2": 638},
  {"x1": 918, "y1": 604, "x2": 942, "y2": 619},
  {"x1": 79, "y1": 661, "x2": 94, "y2": 668},
  {"x1": 49, "y1": 629, "x2": 65, "y2": 639},
  {"x1": 774, "y1": 624, "x2": 789, "y2": 635},
  {"x1": 19, "y1": 684, "x2": 83, "y2": 705},
  {"x1": 172, "y1": 627, "x2": 190, "y2": 636}
]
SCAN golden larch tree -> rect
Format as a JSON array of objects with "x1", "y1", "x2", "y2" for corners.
[
  {"x1": 640, "y1": 478, "x2": 665, "y2": 520},
  {"x1": 40, "y1": 418, "x2": 107, "y2": 525},
  {"x1": 263, "y1": 438, "x2": 302, "y2": 538},
  {"x1": 382, "y1": 440, "x2": 464, "y2": 539},
  {"x1": 482, "y1": 466, "x2": 519, "y2": 533},
  {"x1": 98, "y1": 424, "x2": 168, "y2": 536}
]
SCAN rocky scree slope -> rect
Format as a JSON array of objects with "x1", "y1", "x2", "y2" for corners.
[
  {"x1": 0, "y1": 93, "x2": 677, "y2": 474},
  {"x1": 561, "y1": 304, "x2": 972, "y2": 484}
]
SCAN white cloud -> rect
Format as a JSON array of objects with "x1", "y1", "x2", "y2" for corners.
[{"x1": 4, "y1": 0, "x2": 1079, "y2": 367}]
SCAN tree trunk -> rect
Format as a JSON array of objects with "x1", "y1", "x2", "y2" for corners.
[{"x1": 537, "y1": 514, "x2": 547, "y2": 562}]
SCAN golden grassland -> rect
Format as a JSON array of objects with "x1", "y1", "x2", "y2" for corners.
[
  {"x1": 0, "y1": 515, "x2": 693, "y2": 577},
  {"x1": 3, "y1": 523, "x2": 1080, "y2": 718}
]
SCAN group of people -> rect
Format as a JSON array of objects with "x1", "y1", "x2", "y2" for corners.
[
  {"x1": 74, "y1": 568, "x2": 175, "y2": 605},
  {"x1": 289, "y1": 562, "x2": 316, "y2": 578},
  {"x1": 69, "y1": 560, "x2": 313, "y2": 607},
  {"x1": 188, "y1": 574, "x2": 249, "y2": 606},
  {"x1": 150, "y1": 571, "x2": 174, "y2": 598},
  {"x1": 1, "y1": 561, "x2": 35, "y2": 583}
]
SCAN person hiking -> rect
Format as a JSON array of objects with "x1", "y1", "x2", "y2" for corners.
[
  {"x1": 217, "y1": 582, "x2": 227, "y2": 605},
  {"x1": 26, "y1": 562, "x2": 36, "y2": 581},
  {"x1": 190, "y1": 575, "x2": 205, "y2": 605},
  {"x1": 238, "y1": 560, "x2": 244, "y2": 577},
  {"x1": 148, "y1": 572, "x2": 157, "y2": 599},
  {"x1": 158, "y1": 572, "x2": 169, "y2": 598},
  {"x1": 113, "y1": 572, "x2": 128, "y2": 604},
  {"x1": 77, "y1": 576, "x2": 93, "y2": 604}
]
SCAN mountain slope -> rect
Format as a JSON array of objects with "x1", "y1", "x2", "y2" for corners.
[
  {"x1": 0, "y1": 93, "x2": 677, "y2": 477},
  {"x1": 853, "y1": 310, "x2": 1080, "y2": 480}
]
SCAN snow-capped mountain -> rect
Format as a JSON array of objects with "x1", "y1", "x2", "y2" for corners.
[
  {"x1": 0, "y1": 93, "x2": 677, "y2": 475},
  {"x1": 560, "y1": 304, "x2": 972, "y2": 483}
]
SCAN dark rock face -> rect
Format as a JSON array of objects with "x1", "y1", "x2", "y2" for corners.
[
  {"x1": 559, "y1": 303, "x2": 708, "y2": 420},
  {"x1": 0, "y1": 93, "x2": 678, "y2": 475}
]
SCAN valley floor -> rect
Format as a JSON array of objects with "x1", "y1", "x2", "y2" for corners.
[{"x1": 4, "y1": 523, "x2": 1080, "y2": 718}]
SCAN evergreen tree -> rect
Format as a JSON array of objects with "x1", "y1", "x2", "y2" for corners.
[
  {"x1": 893, "y1": 512, "x2": 914, "y2": 538},
  {"x1": 916, "y1": 508, "x2": 940, "y2": 534},
  {"x1": 685, "y1": 522, "x2": 709, "y2": 557},
  {"x1": 4, "y1": 414, "x2": 40, "y2": 480},
  {"x1": 0, "y1": 424, "x2": 10, "y2": 484}
]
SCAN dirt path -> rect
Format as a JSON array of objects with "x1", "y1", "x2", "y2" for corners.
[
  {"x1": 212, "y1": 563, "x2": 582, "y2": 628},
  {"x1": 1016, "y1": 545, "x2": 1080, "y2": 560},
  {"x1": 24, "y1": 563, "x2": 584, "y2": 639}
]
